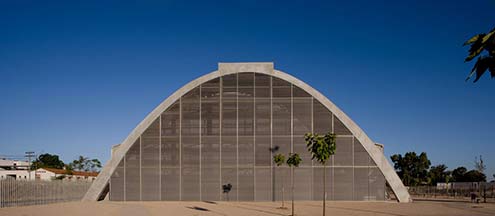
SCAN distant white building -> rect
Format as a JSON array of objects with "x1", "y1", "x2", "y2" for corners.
[
  {"x1": 35, "y1": 168, "x2": 98, "y2": 182},
  {"x1": 437, "y1": 182, "x2": 495, "y2": 190},
  {"x1": 0, "y1": 158, "x2": 30, "y2": 170},
  {"x1": 0, "y1": 167, "x2": 98, "y2": 182},
  {"x1": 0, "y1": 158, "x2": 35, "y2": 180},
  {"x1": 0, "y1": 169, "x2": 34, "y2": 180}
]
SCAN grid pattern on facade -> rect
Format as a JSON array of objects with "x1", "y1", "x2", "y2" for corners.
[{"x1": 109, "y1": 72, "x2": 385, "y2": 201}]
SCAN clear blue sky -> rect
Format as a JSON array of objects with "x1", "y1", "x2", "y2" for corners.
[{"x1": 1, "y1": 1, "x2": 494, "y2": 180}]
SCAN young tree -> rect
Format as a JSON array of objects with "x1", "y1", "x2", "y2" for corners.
[
  {"x1": 269, "y1": 146, "x2": 280, "y2": 202},
  {"x1": 287, "y1": 153, "x2": 302, "y2": 216},
  {"x1": 273, "y1": 153, "x2": 286, "y2": 209},
  {"x1": 305, "y1": 132, "x2": 336, "y2": 216},
  {"x1": 222, "y1": 183, "x2": 232, "y2": 201}
]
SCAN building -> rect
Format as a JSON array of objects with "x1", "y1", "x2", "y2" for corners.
[
  {"x1": 84, "y1": 63, "x2": 411, "y2": 202},
  {"x1": 0, "y1": 158, "x2": 30, "y2": 170},
  {"x1": 35, "y1": 168, "x2": 98, "y2": 182},
  {"x1": 437, "y1": 182, "x2": 495, "y2": 190},
  {"x1": 0, "y1": 159, "x2": 35, "y2": 180},
  {"x1": 0, "y1": 170, "x2": 33, "y2": 180},
  {"x1": 0, "y1": 167, "x2": 97, "y2": 182}
]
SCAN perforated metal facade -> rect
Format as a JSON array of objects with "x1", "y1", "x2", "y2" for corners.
[{"x1": 108, "y1": 72, "x2": 385, "y2": 201}]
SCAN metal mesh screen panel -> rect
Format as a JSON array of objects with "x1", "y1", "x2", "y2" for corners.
[
  {"x1": 312, "y1": 166, "x2": 333, "y2": 200},
  {"x1": 274, "y1": 167, "x2": 290, "y2": 201},
  {"x1": 354, "y1": 138, "x2": 371, "y2": 166},
  {"x1": 202, "y1": 77, "x2": 220, "y2": 88},
  {"x1": 182, "y1": 167, "x2": 199, "y2": 200},
  {"x1": 239, "y1": 136, "x2": 254, "y2": 166},
  {"x1": 181, "y1": 87, "x2": 200, "y2": 200},
  {"x1": 334, "y1": 167, "x2": 353, "y2": 200},
  {"x1": 161, "y1": 168, "x2": 180, "y2": 200},
  {"x1": 255, "y1": 136, "x2": 270, "y2": 166},
  {"x1": 201, "y1": 82, "x2": 221, "y2": 201},
  {"x1": 334, "y1": 116, "x2": 352, "y2": 135},
  {"x1": 141, "y1": 119, "x2": 160, "y2": 201},
  {"x1": 109, "y1": 159, "x2": 124, "y2": 201},
  {"x1": 272, "y1": 77, "x2": 291, "y2": 86},
  {"x1": 333, "y1": 167, "x2": 354, "y2": 200},
  {"x1": 201, "y1": 135, "x2": 220, "y2": 201},
  {"x1": 125, "y1": 139, "x2": 140, "y2": 201},
  {"x1": 238, "y1": 73, "x2": 254, "y2": 86},
  {"x1": 272, "y1": 99, "x2": 291, "y2": 135},
  {"x1": 293, "y1": 167, "x2": 312, "y2": 200},
  {"x1": 292, "y1": 85, "x2": 311, "y2": 97},
  {"x1": 201, "y1": 167, "x2": 220, "y2": 201},
  {"x1": 313, "y1": 100, "x2": 332, "y2": 134},
  {"x1": 222, "y1": 74, "x2": 236, "y2": 87},
  {"x1": 273, "y1": 136, "x2": 291, "y2": 159},
  {"x1": 162, "y1": 102, "x2": 180, "y2": 167},
  {"x1": 369, "y1": 167, "x2": 385, "y2": 201},
  {"x1": 255, "y1": 168, "x2": 271, "y2": 201},
  {"x1": 238, "y1": 102, "x2": 254, "y2": 136},
  {"x1": 255, "y1": 98, "x2": 270, "y2": 166},
  {"x1": 238, "y1": 168, "x2": 254, "y2": 201},
  {"x1": 161, "y1": 101, "x2": 181, "y2": 200},
  {"x1": 354, "y1": 167, "x2": 370, "y2": 200},
  {"x1": 334, "y1": 137, "x2": 353, "y2": 166},
  {"x1": 293, "y1": 98, "x2": 312, "y2": 166},
  {"x1": 221, "y1": 168, "x2": 237, "y2": 201}
]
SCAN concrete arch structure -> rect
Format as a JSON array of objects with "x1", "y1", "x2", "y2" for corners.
[{"x1": 83, "y1": 62, "x2": 411, "y2": 203}]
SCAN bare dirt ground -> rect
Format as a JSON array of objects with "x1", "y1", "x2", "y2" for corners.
[{"x1": 0, "y1": 200, "x2": 494, "y2": 216}]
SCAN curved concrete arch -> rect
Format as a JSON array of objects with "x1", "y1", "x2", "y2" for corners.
[{"x1": 83, "y1": 62, "x2": 411, "y2": 202}]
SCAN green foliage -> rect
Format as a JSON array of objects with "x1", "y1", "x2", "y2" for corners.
[
  {"x1": 222, "y1": 183, "x2": 232, "y2": 201},
  {"x1": 390, "y1": 152, "x2": 431, "y2": 186},
  {"x1": 463, "y1": 27, "x2": 495, "y2": 82},
  {"x1": 463, "y1": 170, "x2": 486, "y2": 182},
  {"x1": 305, "y1": 132, "x2": 336, "y2": 216},
  {"x1": 304, "y1": 132, "x2": 337, "y2": 165},
  {"x1": 452, "y1": 166, "x2": 468, "y2": 182},
  {"x1": 431, "y1": 165, "x2": 487, "y2": 183},
  {"x1": 222, "y1": 183, "x2": 232, "y2": 193},
  {"x1": 31, "y1": 153, "x2": 65, "y2": 170},
  {"x1": 273, "y1": 154, "x2": 286, "y2": 167},
  {"x1": 69, "y1": 156, "x2": 102, "y2": 172},
  {"x1": 428, "y1": 164, "x2": 451, "y2": 185},
  {"x1": 286, "y1": 153, "x2": 302, "y2": 168}
]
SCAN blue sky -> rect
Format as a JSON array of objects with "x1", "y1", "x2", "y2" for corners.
[{"x1": 1, "y1": 1, "x2": 494, "y2": 180}]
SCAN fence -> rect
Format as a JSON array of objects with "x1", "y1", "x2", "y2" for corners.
[
  {"x1": 0, "y1": 179, "x2": 92, "y2": 208},
  {"x1": 408, "y1": 184, "x2": 495, "y2": 203}
]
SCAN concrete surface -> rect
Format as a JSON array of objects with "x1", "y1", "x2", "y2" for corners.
[{"x1": 1, "y1": 200, "x2": 494, "y2": 216}]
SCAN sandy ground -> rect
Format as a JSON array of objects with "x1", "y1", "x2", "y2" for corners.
[{"x1": 0, "y1": 200, "x2": 494, "y2": 216}]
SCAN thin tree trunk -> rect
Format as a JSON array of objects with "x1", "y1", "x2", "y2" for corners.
[
  {"x1": 291, "y1": 166, "x2": 295, "y2": 216},
  {"x1": 282, "y1": 180, "x2": 285, "y2": 208},
  {"x1": 323, "y1": 163, "x2": 326, "y2": 216},
  {"x1": 273, "y1": 164, "x2": 276, "y2": 202}
]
